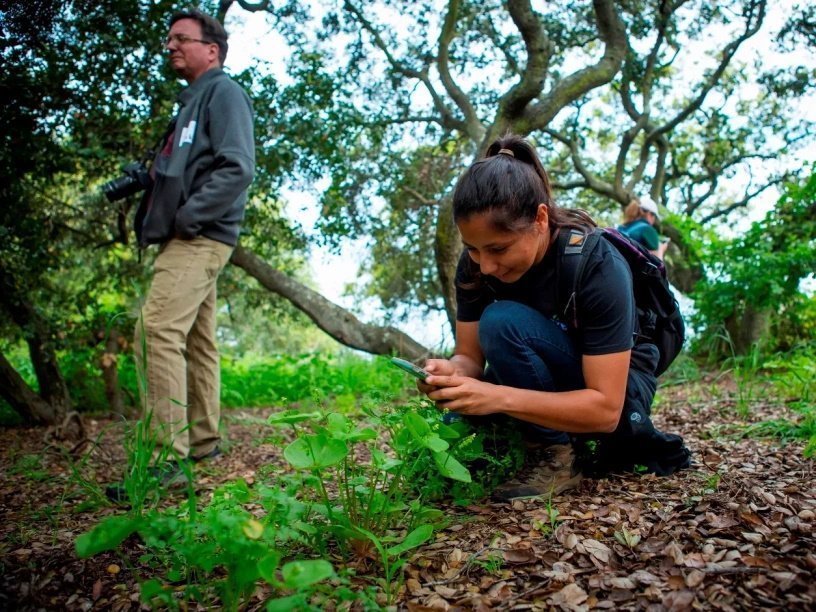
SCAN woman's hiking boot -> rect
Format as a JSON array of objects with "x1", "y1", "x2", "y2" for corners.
[{"x1": 492, "y1": 443, "x2": 583, "y2": 501}]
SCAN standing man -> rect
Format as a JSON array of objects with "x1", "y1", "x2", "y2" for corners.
[{"x1": 110, "y1": 9, "x2": 254, "y2": 496}]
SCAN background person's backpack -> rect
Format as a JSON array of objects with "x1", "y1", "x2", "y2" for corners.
[{"x1": 557, "y1": 227, "x2": 685, "y2": 376}]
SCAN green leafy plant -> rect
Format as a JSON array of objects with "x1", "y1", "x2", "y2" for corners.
[
  {"x1": 703, "y1": 472, "x2": 722, "y2": 494},
  {"x1": 614, "y1": 526, "x2": 641, "y2": 549},
  {"x1": 264, "y1": 402, "x2": 524, "y2": 599},
  {"x1": 720, "y1": 337, "x2": 767, "y2": 416},
  {"x1": 113, "y1": 411, "x2": 194, "y2": 515},
  {"x1": 473, "y1": 551, "x2": 504, "y2": 576},
  {"x1": 531, "y1": 494, "x2": 561, "y2": 537},
  {"x1": 691, "y1": 171, "x2": 816, "y2": 358},
  {"x1": 220, "y1": 353, "x2": 409, "y2": 409},
  {"x1": 268, "y1": 406, "x2": 455, "y2": 547},
  {"x1": 8, "y1": 453, "x2": 50, "y2": 482},
  {"x1": 740, "y1": 402, "x2": 816, "y2": 458},
  {"x1": 351, "y1": 524, "x2": 434, "y2": 604},
  {"x1": 77, "y1": 480, "x2": 337, "y2": 610}
]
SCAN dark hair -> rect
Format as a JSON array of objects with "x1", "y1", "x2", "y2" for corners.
[
  {"x1": 452, "y1": 134, "x2": 595, "y2": 233},
  {"x1": 170, "y1": 9, "x2": 228, "y2": 65}
]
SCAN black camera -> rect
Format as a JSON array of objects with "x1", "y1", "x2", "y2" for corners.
[{"x1": 102, "y1": 161, "x2": 152, "y2": 202}]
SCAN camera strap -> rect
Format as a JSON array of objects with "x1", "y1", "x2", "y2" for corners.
[{"x1": 144, "y1": 117, "x2": 178, "y2": 167}]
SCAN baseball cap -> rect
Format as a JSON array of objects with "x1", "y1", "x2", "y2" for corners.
[{"x1": 639, "y1": 196, "x2": 660, "y2": 219}]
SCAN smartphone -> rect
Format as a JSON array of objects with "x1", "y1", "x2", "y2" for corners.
[{"x1": 390, "y1": 357, "x2": 430, "y2": 381}]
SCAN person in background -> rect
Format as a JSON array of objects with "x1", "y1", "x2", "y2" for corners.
[
  {"x1": 108, "y1": 8, "x2": 255, "y2": 500},
  {"x1": 617, "y1": 195, "x2": 669, "y2": 260}
]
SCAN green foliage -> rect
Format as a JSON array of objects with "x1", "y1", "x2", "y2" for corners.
[
  {"x1": 263, "y1": 401, "x2": 521, "y2": 601},
  {"x1": 742, "y1": 402, "x2": 816, "y2": 459},
  {"x1": 406, "y1": 414, "x2": 525, "y2": 504},
  {"x1": 242, "y1": 0, "x2": 815, "y2": 325},
  {"x1": 736, "y1": 347, "x2": 816, "y2": 457},
  {"x1": 77, "y1": 480, "x2": 339, "y2": 611},
  {"x1": 690, "y1": 170, "x2": 816, "y2": 355},
  {"x1": 74, "y1": 388, "x2": 525, "y2": 607},
  {"x1": 115, "y1": 413, "x2": 195, "y2": 515},
  {"x1": 8, "y1": 453, "x2": 50, "y2": 482},
  {"x1": 0, "y1": 1, "x2": 313, "y2": 425},
  {"x1": 267, "y1": 403, "x2": 453, "y2": 546},
  {"x1": 220, "y1": 352, "x2": 408, "y2": 408}
]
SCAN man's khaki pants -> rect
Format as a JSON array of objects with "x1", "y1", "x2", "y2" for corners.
[{"x1": 135, "y1": 237, "x2": 234, "y2": 460}]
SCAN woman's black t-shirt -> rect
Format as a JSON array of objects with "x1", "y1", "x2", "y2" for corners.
[{"x1": 455, "y1": 231, "x2": 636, "y2": 356}]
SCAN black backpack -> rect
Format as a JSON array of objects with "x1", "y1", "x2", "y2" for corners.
[{"x1": 557, "y1": 227, "x2": 685, "y2": 376}]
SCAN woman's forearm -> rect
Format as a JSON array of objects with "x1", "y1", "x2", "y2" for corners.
[{"x1": 500, "y1": 386, "x2": 623, "y2": 433}]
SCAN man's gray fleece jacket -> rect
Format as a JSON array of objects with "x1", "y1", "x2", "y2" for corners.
[{"x1": 135, "y1": 68, "x2": 255, "y2": 247}]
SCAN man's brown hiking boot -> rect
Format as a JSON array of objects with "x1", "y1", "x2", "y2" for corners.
[{"x1": 492, "y1": 443, "x2": 583, "y2": 501}]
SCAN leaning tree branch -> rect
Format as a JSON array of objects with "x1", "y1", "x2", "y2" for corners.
[
  {"x1": 614, "y1": 0, "x2": 674, "y2": 193},
  {"x1": 437, "y1": 0, "x2": 484, "y2": 141},
  {"x1": 640, "y1": 0, "x2": 677, "y2": 99},
  {"x1": 230, "y1": 246, "x2": 431, "y2": 359},
  {"x1": 631, "y1": 123, "x2": 668, "y2": 190},
  {"x1": 545, "y1": 128, "x2": 615, "y2": 198},
  {"x1": 496, "y1": 0, "x2": 553, "y2": 121},
  {"x1": 648, "y1": 133, "x2": 671, "y2": 198},
  {"x1": 367, "y1": 115, "x2": 444, "y2": 127},
  {"x1": 614, "y1": 114, "x2": 650, "y2": 199},
  {"x1": 401, "y1": 186, "x2": 439, "y2": 208},
  {"x1": 647, "y1": 0, "x2": 767, "y2": 144},
  {"x1": 486, "y1": 14, "x2": 522, "y2": 76},
  {"x1": 551, "y1": 179, "x2": 590, "y2": 190},
  {"x1": 699, "y1": 177, "x2": 786, "y2": 224},
  {"x1": 344, "y1": 0, "x2": 467, "y2": 134},
  {"x1": 522, "y1": 0, "x2": 627, "y2": 134},
  {"x1": 686, "y1": 181, "x2": 718, "y2": 216},
  {"x1": 675, "y1": 150, "x2": 781, "y2": 215},
  {"x1": 0, "y1": 349, "x2": 54, "y2": 425}
]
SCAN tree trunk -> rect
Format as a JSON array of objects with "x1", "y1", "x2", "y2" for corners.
[
  {"x1": 99, "y1": 327, "x2": 125, "y2": 417},
  {"x1": 0, "y1": 349, "x2": 56, "y2": 425},
  {"x1": 0, "y1": 266, "x2": 72, "y2": 426},
  {"x1": 662, "y1": 225, "x2": 703, "y2": 294},
  {"x1": 230, "y1": 246, "x2": 432, "y2": 360},
  {"x1": 724, "y1": 305, "x2": 771, "y2": 356},
  {"x1": 434, "y1": 195, "x2": 460, "y2": 332}
]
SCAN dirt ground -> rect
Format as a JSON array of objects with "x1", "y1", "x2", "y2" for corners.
[{"x1": 1, "y1": 380, "x2": 814, "y2": 611}]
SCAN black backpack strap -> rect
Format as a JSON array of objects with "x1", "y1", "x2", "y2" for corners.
[{"x1": 556, "y1": 228, "x2": 602, "y2": 329}]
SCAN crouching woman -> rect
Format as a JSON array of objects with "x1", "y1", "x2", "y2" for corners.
[{"x1": 418, "y1": 135, "x2": 690, "y2": 500}]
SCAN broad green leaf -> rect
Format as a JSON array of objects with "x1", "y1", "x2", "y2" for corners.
[
  {"x1": 281, "y1": 559, "x2": 335, "y2": 589},
  {"x1": 266, "y1": 594, "x2": 308, "y2": 611},
  {"x1": 139, "y1": 579, "x2": 172, "y2": 606},
  {"x1": 432, "y1": 451, "x2": 472, "y2": 482},
  {"x1": 284, "y1": 435, "x2": 348, "y2": 469},
  {"x1": 75, "y1": 515, "x2": 142, "y2": 558},
  {"x1": 403, "y1": 412, "x2": 432, "y2": 438},
  {"x1": 370, "y1": 447, "x2": 403, "y2": 471},
  {"x1": 435, "y1": 422, "x2": 462, "y2": 440},
  {"x1": 404, "y1": 413, "x2": 448, "y2": 452},
  {"x1": 258, "y1": 551, "x2": 283, "y2": 585},
  {"x1": 267, "y1": 410, "x2": 322, "y2": 426},
  {"x1": 386, "y1": 524, "x2": 434, "y2": 557},
  {"x1": 326, "y1": 412, "x2": 378, "y2": 441}
]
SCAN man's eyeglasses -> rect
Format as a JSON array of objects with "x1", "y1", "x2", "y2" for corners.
[{"x1": 164, "y1": 33, "x2": 213, "y2": 46}]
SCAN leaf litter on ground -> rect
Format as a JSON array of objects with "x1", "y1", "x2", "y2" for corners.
[{"x1": 0, "y1": 382, "x2": 814, "y2": 610}]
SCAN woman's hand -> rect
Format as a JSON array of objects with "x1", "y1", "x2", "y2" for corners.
[
  {"x1": 424, "y1": 374, "x2": 503, "y2": 416},
  {"x1": 416, "y1": 358, "x2": 457, "y2": 395}
]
